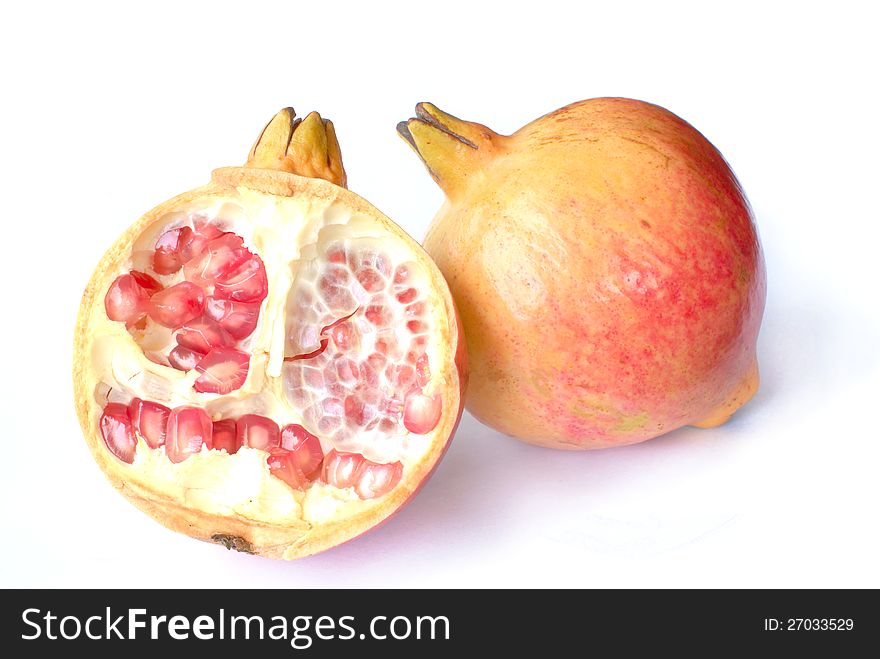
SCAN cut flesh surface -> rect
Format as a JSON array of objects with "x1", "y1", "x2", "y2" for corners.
[{"x1": 90, "y1": 193, "x2": 455, "y2": 517}]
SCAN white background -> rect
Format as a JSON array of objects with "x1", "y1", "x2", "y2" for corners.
[{"x1": 1, "y1": 1, "x2": 878, "y2": 588}]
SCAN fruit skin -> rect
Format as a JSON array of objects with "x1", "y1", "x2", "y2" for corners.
[
  {"x1": 74, "y1": 110, "x2": 467, "y2": 559},
  {"x1": 399, "y1": 98, "x2": 765, "y2": 449}
]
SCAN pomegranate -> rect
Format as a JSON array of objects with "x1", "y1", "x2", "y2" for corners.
[
  {"x1": 74, "y1": 108, "x2": 467, "y2": 558},
  {"x1": 399, "y1": 99, "x2": 765, "y2": 449}
]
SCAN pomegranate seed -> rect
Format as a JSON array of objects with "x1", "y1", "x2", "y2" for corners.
[
  {"x1": 335, "y1": 358, "x2": 359, "y2": 383},
  {"x1": 322, "y1": 450, "x2": 365, "y2": 489},
  {"x1": 212, "y1": 419, "x2": 239, "y2": 455},
  {"x1": 99, "y1": 403, "x2": 137, "y2": 463},
  {"x1": 355, "y1": 460, "x2": 403, "y2": 499},
  {"x1": 152, "y1": 226, "x2": 194, "y2": 275},
  {"x1": 367, "y1": 352, "x2": 387, "y2": 370},
  {"x1": 165, "y1": 406, "x2": 213, "y2": 463},
  {"x1": 176, "y1": 317, "x2": 233, "y2": 353},
  {"x1": 326, "y1": 245, "x2": 347, "y2": 264},
  {"x1": 148, "y1": 281, "x2": 205, "y2": 328},
  {"x1": 345, "y1": 395, "x2": 374, "y2": 426},
  {"x1": 403, "y1": 391, "x2": 442, "y2": 434},
  {"x1": 204, "y1": 297, "x2": 260, "y2": 340},
  {"x1": 356, "y1": 267, "x2": 385, "y2": 293},
  {"x1": 193, "y1": 219, "x2": 224, "y2": 240},
  {"x1": 393, "y1": 263, "x2": 413, "y2": 285},
  {"x1": 105, "y1": 272, "x2": 160, "y2": 323},
  {"x1": 214, "y1": 255, "x2": 268, "y2": 303},
  {"x1": 266, "y1": 448, "x2": 310, "y2": 490},
  {"x1": 128, "y1": 398, "x2": 170, "y2": 448},
  {"x1": 236, "y1": 414, "x2": 281, "y2": 450},
  {"x1": 407, "y1": 320, "x2": 425, "y2": 333},
  {"x1": 183, "y1": 233, "x2": 248, "y2": 287},
  {"x1": 350, "y1": 251, "x2": 391, "y2": 278},
  {"x1": 415, "y1": 353, "x2": 431, "y2": 387},
  {"x1": 396, "y1": 287, "x2": 418, "y2": 304},
  {"x1": 365, "y1": 304, "x2": 390, "y2": 325},
  {"x1": 374, "y1": 334, "x2": 396, "y2": 355},
  {"x1": 360, "y1": 362, "x2": 380, "y2": 387},
  {"x1": 321, "y1": 450, "x2": 402, "y2": 499},
  {"x1": 280, "y1": 424, "x2": 324, "y2": 478},
  {"x1": 129, "y1": 271, "x2": 162, "y2": 295},
  {"x1": 193, "y1": 347, "x2": 250, "y2": 394},
  {"x1": 388, "y1": 364, "x2": 415, "y2": 388},
  {"x1": 168, "y1": 345, "x2": 204, "y2": 371},
  {"x1": 327, "y1": 321, "x2": 356, "y2": 350},
  {"x1": 180, "y1": 232, "x2": 210, "y2": 264},
  {"x1": 405, "y1": 301, "x2": 426, "y2": 317}
]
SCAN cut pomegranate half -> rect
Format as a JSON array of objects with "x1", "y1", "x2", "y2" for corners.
[{"x1": 75, "y1": 107, "x2": 467, "y2": 560}]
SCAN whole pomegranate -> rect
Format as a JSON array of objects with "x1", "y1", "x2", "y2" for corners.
[
  {"x1": 398, "y1": 98, "x2": 765, "y2": 449},
  {"x1": 74, "y1": 108, "x2": 466, "y2": 558}
]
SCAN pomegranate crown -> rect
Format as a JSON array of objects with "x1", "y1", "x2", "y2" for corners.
[
  {"x1": 398, "y1": 102, "x2": 501, "y2": 195},
  {"x1": 247, "y1": 108, "x2": 347, "y2": 188}
]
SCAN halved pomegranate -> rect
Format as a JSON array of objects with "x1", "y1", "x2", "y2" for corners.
[{"x1": 73, "y1": 108, "x2": 467, "y2": 559}]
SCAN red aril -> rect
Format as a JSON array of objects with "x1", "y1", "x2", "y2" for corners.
[
  {"x1": 193, "y1": 347, "x2": 250, "y2": 394},
  {"x1": 403, "y1": 390, "x2": 442, "y2": 435},
  {"x1": 75, "y1": 107, "x2": 466, "y2": 559},
  {"x1": 148, "y1": 281, "x2": 205, "y2": 328},
  {"x1": 104, "y1": 271, "x2": 161, "y2": 323},
  {"x1": 153, "y1": 226, "x2": 195, "y2": 275},
  {"x1": 193, "y1": 219, "x2": 224, "y2": 241},
  {"x1": 184, "y1": 233, "x2": 249, "y2": 288},
  {"x1": 322, "y1": 450, "x2": 403, "y2": 500},
  {"x1": 266, "y1": 448, "x2": 310, "y2": 490},
  {"x1": 322, "y1": 450, "x2": 363, "y2": 489},
  {"x1": 214, "y1": 256, "x2": 268, "y2": 303},
  {"x1": 176, "y1": 317, "x2": 233, "y2": 353},
  {"x1": 165, "y1": 407, "x2": 213, "y2": 463},
  {"x1": 204, "y1": 297, "x2": 260, "y2": 340},
  {"x1": 211, "y1": 419, "x2": 238, "y2": 455},
  {"x1": 128, "y1": 398, "x2": 170, "y2": 449},
  {"x1": 280, "y1": 424, "x2": 323, "y2": 478},
  {"x1": 355, "y1": 460, "x2": 403, "y2": 499},
  {"x1": 236, "y1": 414, "x2": 280, "y2": 450},
  {"x1": 99, "y1": 403, "x2": 137, "y2": 464},
  {"x1": 168, "y1": 345, "x2": 204, "y2": 371},
  {"x1": 130, "y1": 271, "x2": 163, "y2": 296}
]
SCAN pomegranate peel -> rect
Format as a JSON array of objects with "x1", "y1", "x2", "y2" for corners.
[
  {"x1": 399, "y1": 98, "x2": 764, "y2": 449},
  {"x1": 74, "y1": 108, "x2": 466, "y2": 558}
]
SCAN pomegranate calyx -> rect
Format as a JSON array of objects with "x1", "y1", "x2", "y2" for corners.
[
  {"x1": 397, "y1": 102, "x2": 502, "y2": 195},
  {"x1": 247, "y1": 108, "x2": 347, "y2": 189}
]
